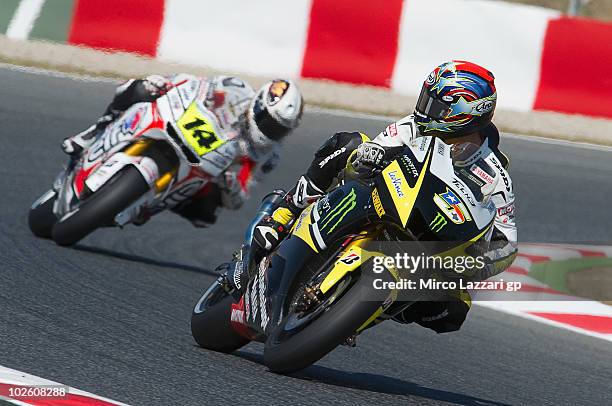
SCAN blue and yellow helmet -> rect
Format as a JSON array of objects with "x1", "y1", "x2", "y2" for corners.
[{"x1": 414, "y1": 60, "x2": 497, "y2": 138}]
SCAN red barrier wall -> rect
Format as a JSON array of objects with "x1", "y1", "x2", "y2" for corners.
[
  {"x1": 534, "y1": 17, "x2": 612, "y2": 119},
  {"x1": 301, "y1": 0, "x2": 404, "y2": 87},
  {"x1": 68, "y1": 0, "x2": 164, "y2": 56}
]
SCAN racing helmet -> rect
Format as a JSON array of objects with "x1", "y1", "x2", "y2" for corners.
[
  {"x1": 247, "y1": 79, "x2": 303, "y2": 148},
  {"x1": 414, "y1": 61, "x2": 497, "y2": 138}
]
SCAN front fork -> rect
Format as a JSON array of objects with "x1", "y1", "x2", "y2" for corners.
[{"x1": 123, "y1": 139, "x2": 177, "y2": 193}]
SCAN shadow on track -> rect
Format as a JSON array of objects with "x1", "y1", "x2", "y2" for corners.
[
  {"x1": 233, "y1": 350, "x2": 509, "y2": 406},
  {"x1": 74, "y1": 245, "x2": 219, "y2": 276}
]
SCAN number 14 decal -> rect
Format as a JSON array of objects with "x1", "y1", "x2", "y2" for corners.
[{"x1": 177, "y1": 103, "x2": 225, "y2": 156}]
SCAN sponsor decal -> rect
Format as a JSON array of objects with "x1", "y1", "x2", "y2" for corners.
[
  {"x1": 230, "y1": 297, "x2": 250, "y2": 337},
  {"x1": 268, "y1": 80, "x2": 289, "y2": 105},
  {"x1": 437, "y1": 142, "x2": 446, "y2": 156},
  {"x1": 154, "y1": 179, "x2": 207, "y2": 211},
  {"x1": 433, "y1": 188, "x2": 472, "y2": 224},
  {"x1": 387, "y1": 170, "x2": 404, "y2": 198},
  {"x1": 458, "y1": 168, "x2": 485, "y2": 188},
  {"x1": 318, "y1": 195, "x2": 331, "y2": 212},
  {"x1": 486, "y1": 199, "x2": 496, "y2": 215},
  {"x1": 340, "y1": 251, "x2": 360, "y2": 265},
  {"x1": 474, "y1": 99, "x2": 494, "y2": 114},
  {"x1": 490, "y1": 157, "x2": 511, "y2": 192},
  {"x1": 426, "y1": 66, "x2": 441, "y2": 85},
  {"x1": 386, "y1": 123, "x2": 398, "y2": 137},
  {"x1": 294, "y1": 209, "x2": 307, "y2": 232},
  {"x1": 451, "y1": 178, "x2": 476, "y2": 206},
  {"x1": 400, "y1": 156, "x2": 419, "y2": 179},
  {"x1": 178, "y1": 81, "x2": 198, "y2": 106},
  {"x1": 249, "y1": 267, "x2": 259, "y2": 322},
  {"x1": 244, "y1": 287, "x2": 251, "y2": 320},
  {"x1": 232, "y1": 261, "x2": 244, "y2": 290},
  {"x1": 430, "y1": 212, "x2": 448, "y2": 232},
  {"x1": 257, "y1": 261, "x2": 269, "y2": 329},
  {"x1": 318, "y1": 147, "x2": 346, "y2": 168},
  {"x1": 320, "y1": 188, "x2": 356, "y2": 233},
  {"x1": 371, "y1": 188, "x2": 385, "y2": 218},
  {"x1": 88, "y1": 117, "x2": 146, "y2": 163},
  {"x1": 471, "y1": 164, "x2": 494, "y2": 184},
  {"x1": 168, "y1": 90, "x2": 183, "y2": 111},
  {"x1": 121, "y1": 108, "x2": 143, "y2": 135},
  {"x1": 230, "y1": 307, "x2": 244, "y2": 324},
  {"x1": 418, "y1": 136, "x2": 428, "y2": 151},
  {"x1": 497, "y1": 202, "x2": 515, "y2": 217}
]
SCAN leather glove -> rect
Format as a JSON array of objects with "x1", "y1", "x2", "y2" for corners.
[
  {"x1": 143, "y1": 74, "x2": 173, "y2": 97},
  {"x1": 348, "y1": 142, "x2": 386, "y2": 176}
]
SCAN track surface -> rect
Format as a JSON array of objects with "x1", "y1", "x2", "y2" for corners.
[{"x1": 1, "y1": 67, "x2": 611, "y2": 406}]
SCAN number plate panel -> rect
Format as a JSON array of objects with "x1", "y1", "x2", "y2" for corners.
[{"x1": 177, "y1": 102, "x2": 226, "y2": 156}]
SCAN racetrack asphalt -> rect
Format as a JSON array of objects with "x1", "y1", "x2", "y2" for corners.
[{"x1": 0, "y1": 66, "x2": 611, "y2": 406}]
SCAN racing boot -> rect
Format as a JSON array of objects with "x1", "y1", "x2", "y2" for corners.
[
  {"x1": 61, "y1": 113, "x2": 115, "y2": 156},
  {"x1": 252, "y1": 195, "x2": 301, "y2": 251}
]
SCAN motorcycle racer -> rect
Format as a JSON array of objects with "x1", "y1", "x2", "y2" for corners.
[
  {"x1": 61, "y1": 74, "x2": 304, "y2": 227},
  {"x1": 234, "y1": 61, "x2": 517, "y2": 335}
]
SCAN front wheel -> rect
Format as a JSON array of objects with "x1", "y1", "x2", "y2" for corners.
[
  {"x1": 191, "y1": 280, "x2": 250, "y2": 353},
  {"x1": 263, "y1": 269, "x2": 391, "y2": 374},
  {"x1": 51, "y1": 166, "x2": 149, "y2": 246},
  {"x1": 28, "y1": 189, "x2": 58, "y2": 238}
]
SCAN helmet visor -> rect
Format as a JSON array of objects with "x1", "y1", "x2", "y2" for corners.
[
  {"x1": 253, "y1": 99, "x2": 291, "y2": 141},
  {"x1": 416, "y1": 87, "x2": 452, "y2": 120}
]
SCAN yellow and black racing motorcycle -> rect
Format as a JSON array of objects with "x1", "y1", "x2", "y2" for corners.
[{"x1": 191, "y1": 136, "x2": 497, "y2": 373}]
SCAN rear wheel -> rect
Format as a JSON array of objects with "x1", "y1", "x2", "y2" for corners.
[
  {"x1": 28, "y1": 189, "x2": 58, "y2": 238},
  {"x1": 191, "y1": 280, "x2": 250, "y2": 353},
  {"x1": 263, "y1": 264, "x2": 392, "y2": 374},
  {"x1": 51, "y1": 166, "x2": 149, "y2": 246}
]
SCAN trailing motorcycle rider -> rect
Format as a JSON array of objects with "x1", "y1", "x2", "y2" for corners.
[
  {"x1": 61, "y1": 74, "x2": 304, "y2": 227},
  {"x1": 227, "y1": 61, "x2": 517, "y2": 335}
]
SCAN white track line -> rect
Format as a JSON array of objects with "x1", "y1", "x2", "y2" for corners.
[
  {"x1": 475, "y1": 302, "x2": 612, "y2": 343},
  {"x1": 6, "y1": 0, "x2": 45, "y2": 40},
  {"x1": 0, "y1": 365, "x2": 129, "y2": 405}
]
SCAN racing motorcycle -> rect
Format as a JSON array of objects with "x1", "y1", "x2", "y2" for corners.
[
  {"x1": 28, "y1": 78, "x2": 237, "y2": 246},
  {"x1": 191, "y1": 136, "x2": 497, "y2": 373}
]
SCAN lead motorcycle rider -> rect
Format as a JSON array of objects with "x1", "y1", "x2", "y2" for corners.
[
  {"x1": 226, "y1": 60, "x2": 517, "y2": 336},
  {"x1": 61, "y1": 74, "x2": 304, "y2": 226}
]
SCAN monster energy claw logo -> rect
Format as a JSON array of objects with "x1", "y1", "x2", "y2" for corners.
[
  {"x1": 320, "y1": 188, "x2": 357, "y2": 233},
  {"x1": 430, "y1": 212, "x2": 448, "y2": 232}
]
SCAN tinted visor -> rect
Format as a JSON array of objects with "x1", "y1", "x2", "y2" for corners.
[
  {"x1": 415, "y1": 87, "x2": 452, "y2": 120},
  {"x1": 253, "y1": 99, "x2": 291, "y2": 141}
]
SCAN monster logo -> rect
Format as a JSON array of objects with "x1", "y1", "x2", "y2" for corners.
[{"x1": 430, "y1": 212, "x2": 448, "y2": 232}]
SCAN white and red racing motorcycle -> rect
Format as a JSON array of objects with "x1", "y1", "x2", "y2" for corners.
[{"x1": 29, "y1": 79, "x2": 237, "y2": 246}]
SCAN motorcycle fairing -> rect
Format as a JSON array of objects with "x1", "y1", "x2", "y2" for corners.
[{"x1": 237, "y1": 138, "x2": 497, "y2": 338}]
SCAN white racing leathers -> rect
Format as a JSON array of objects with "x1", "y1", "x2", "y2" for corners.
[
  {"x1": 73, "y1": 73, "x2": 281, "y2": 226},
  {"x1": 374, "y1": 115, "x2": 518, "y2": 280}
]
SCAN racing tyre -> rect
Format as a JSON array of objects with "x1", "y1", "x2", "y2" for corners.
[
  {"x1": 51, "y1": 166, "x2": 149, "y2": 246},
  {"x1": 191, "y1": 281, "x2": 250, "y2": 353},
  {"x1": 263, "y1": 267, "x2": 392, "y2": 374},
  {"x1": 28, "y1": 189, "x2": 58, "y2": 238}
]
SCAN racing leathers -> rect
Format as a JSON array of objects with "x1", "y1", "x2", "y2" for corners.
[
  {"x1": 62, "y1": 74, "x2": 281, "y2": 227},
  {"x1": 253, "y1": 114, "x2": 517, "y2": 334}
]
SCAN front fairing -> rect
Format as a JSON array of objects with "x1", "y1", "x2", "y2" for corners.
[
  {"x1": 372, "y1": 137, "x2": 496, "y2": 243},
  {"x1": 242, "y1": 181, "x2": 375, "y2": 335}
]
